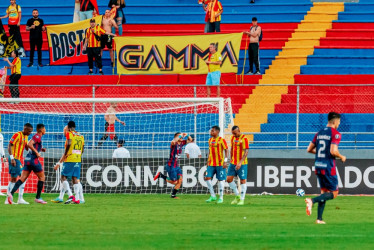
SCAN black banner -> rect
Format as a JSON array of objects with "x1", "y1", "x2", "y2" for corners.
[{"x1": 45, "y1": 158, "x2": 374, "y2": 195}]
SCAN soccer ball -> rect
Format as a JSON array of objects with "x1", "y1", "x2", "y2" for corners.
[{"x1": 296, "y1": 189, "x2": 305, "y2": 197}]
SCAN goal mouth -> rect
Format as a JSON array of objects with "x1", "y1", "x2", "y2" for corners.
[{"x1": 0, "y1": 97, "x2": 233, "y2": 194}]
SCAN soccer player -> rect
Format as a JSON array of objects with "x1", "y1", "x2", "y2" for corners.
[
  {"x1": 54, "y1": 121, "x2": 85, "y2": 204},
  {"x1": 7, "y1": 124, "x2": 47, "y2": 204},
  {"x1": 98, "y1": 103, "x2": 126, "y2": 147},
  {"x1": 227, "y1": 126, "x2": 249, "y2": 205},
  {"x1": 5, "y1": 123, "x2": 33, "y2": 205},
  {"x1": 305, "y1": 112, "x2": 346, "y2": 224},
  {"x1": 205, "y1": 125, "x2": 228, "y2": 203},
  {"x1": 53, "y1": 125, "x2": 85, "y2": 203},
  {"x1": 154, "y1": 132, "x2": 192, "y2": 199}
]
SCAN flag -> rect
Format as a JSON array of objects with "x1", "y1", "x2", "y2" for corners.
[{"x1": 0, "y1": 19, "x2": 19, "y2": 58}]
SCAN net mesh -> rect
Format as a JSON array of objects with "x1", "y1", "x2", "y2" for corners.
[{"x1": 0, "y1": 98, "x2": 233, "y2": 195}]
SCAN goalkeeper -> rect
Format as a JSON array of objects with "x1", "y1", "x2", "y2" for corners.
[{"x1": 154, "y1": 132, "x2": 192, "y2": 199}]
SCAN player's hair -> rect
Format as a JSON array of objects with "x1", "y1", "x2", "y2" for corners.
[
  {"x1": 328, "y1": 112, "x2": 341, "y2": 122},
  {"x1": 232, "y1": 125, "x2": 239, "y2": 131},
  {"x1": 118, "y1": 139, "x2": 125, "y2": 145},
  {"x1": 68, "y1": 121, "x2": 76, "y2": 129},
  {"x1": 174, "y1": 132, "x2": 181, "y2": 137},
  {"x1": 24, "y1": 123, "x2": 33, "y2": 129},
  {"x1": 90, "y1": 18, "x2": 96, "y2": 23},
  {"x1": 13, "y1": 50, "x2": 19, "y2": 57},
  {"x1": 33, "y1": 9, "x2": 38, "y2": 12},
  {"x1": 211, "y1": 125, "x2": 220, "y2": 132},
  {"x1": 36, "y1": 124, "x2": 45, "y2": 130},
  {"x1": 189, "y1": 135, "x2": 195, "y2": 142}
]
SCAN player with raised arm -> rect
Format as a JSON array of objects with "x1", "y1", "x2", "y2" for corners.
[
  {"x1": 56, "y1": 121, "x2": 85, "y2": 204},
  {"x1": 154, "y1": 132, "x2": 192, "y2": 199},
  {"x1": 227, "y1": 126, "x2": 249, "y2": 205},
  {"x1": 305, "y1": 112, "x2": 346, "y2": 224},
  {"x1": 97, "y1": 103, "x2": 125, "y2": 147},
  {"x1": 5, "y1": 123, "x2": 33, "y2": 205},
  {"x1": 205, "y1": 125, "x2": 228, "y2": 204},
  {"x1": 8, "y1": 124, "x2": 47, "y2": 204}
]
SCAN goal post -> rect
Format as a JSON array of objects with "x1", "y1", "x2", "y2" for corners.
[{"x1": 0, "y1": 97, "x2": 233, "y2": 194}]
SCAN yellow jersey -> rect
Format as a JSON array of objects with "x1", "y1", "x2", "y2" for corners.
[
  {"x1": 65, "y1": 131, "x2": 84, "y2": 163},
  {"x1": 7, "y1": 4, "x2": 21, "y2": 25},
  {"x1": 11, "y1": 57, "x2": 21, "y2": 75},
  {"x1": 208, "y1": 136, "x2": 228, "y2": 166},
  {"x1": 230, "y1": 134, "x2": 249, "y2": 165},
  {"x1": 208, "y1": 52, "x2": 222, "y2": 72}
]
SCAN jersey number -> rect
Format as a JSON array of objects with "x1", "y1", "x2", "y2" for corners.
[
  {"x1": 74, "y1": 138, "x2": 83, "y2": 150},
  {"x1": 317, "y1": 140, "x2": 326, "y2": 158}
]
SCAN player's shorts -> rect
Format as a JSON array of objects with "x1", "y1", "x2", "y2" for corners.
[
  {"x1": 227, "y1": 163, "x2": 248, "y2": 180},
  {"x1": 206, "y1": 166, "x2": 226, "y2": 181},
  {"x1": 101, "y1": 35, "x2": 113, "y2": 49},
  {"x1": 316, "y1": 169, "x2": 338, "y2": 191},
  {"x1": 206, "y1": 71, "x2": 221, "y2": 86},
  {"x1": 166, "y1": 165, "x2": 182, "y2": 181},
  {"x1": 23, "y1": 156, "x2": 43, "y2": 173},
  {"x1": 105, "y1": 122, "x2": 116, "y2": 140},
  {"x1": 8, "y1": 157, "x2": 22, "y2": 178},
  {"x1": 61, "y1": 162, "x2": 81, "y2": 179}
]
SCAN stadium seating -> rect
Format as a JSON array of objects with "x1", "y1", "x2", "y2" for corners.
[
  {"x1": 2, "y1": 0, "x2": 374, "y2": 149},
  {"x1": 235, "y1": 0, "x2": 374, "y2": 148}
]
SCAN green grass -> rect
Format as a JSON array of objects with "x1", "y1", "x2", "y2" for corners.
[{"x1": 1, "y1": 194, "x2": 374, "y2": 249}]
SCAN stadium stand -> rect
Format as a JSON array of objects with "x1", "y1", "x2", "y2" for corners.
[{"x1": 1, "y1": 0, "x2": 374, "y2": 149}]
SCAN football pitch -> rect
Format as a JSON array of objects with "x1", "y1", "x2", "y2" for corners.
[{"x1": 1, "y1": 194, "x2": 374, "y2": 249}]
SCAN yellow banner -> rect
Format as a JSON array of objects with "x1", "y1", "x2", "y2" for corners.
[
  {"x1": 114, "y1": 33, "x2": 242, "y2": 75},
  {"x1": 46, "y1": 15, "x2": 103, "y2": 65}
]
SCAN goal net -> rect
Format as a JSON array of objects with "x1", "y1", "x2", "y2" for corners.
[{"x1": 0, "y1": 98, "x2": 233, "y2": 195}]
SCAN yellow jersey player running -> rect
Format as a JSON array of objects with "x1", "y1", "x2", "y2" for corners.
[
  {"x1": 58, "y1": 121, "x2": 84, "y2": 204},
  {"x1": 205, "y1": 125, "x2": 228, "y2": 204},
  {"x1": 227, "y1": 126, "x2": 249, "y2": 206}
]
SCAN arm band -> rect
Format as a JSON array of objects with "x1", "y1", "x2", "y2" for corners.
[{"x1": 10, "y1": 155, "x2": 14, "y2": 160}]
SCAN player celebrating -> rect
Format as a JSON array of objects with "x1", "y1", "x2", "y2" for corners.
[
  {"x1": 97, "y1": 103, "x2": 125, "y2": 147},
  {"x1": 154, "y1": 132, "x2": 192, "y2": 199},
  {"x1": 5, "y1": 123, "x2": 33, "y2": 205},
  {"x1": 227, "y1": 126, "x2": 249, "y2": 205},
  {"x1": 305, "y1": 112, "x2": 346, "y2": 224},
  {"x1": 205, "y1": 126, "x2": 228, "y2": 203},
  {"x1": 8, "y1": 124, "x2": 47, "y2": 204}
]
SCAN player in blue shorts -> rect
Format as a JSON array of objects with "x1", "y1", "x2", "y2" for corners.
[
  {"x1": 6, "y1": 123, "x2": 33, "y2": 205},
  {"x1": 227, "y1": 126, "x2": 249, "y2": 205},
  {"x1": 8, "y1": 124, "x2": 47, "y2": 204},
  {"x1": 306, "y1": 112, "x2": 346, "y2": 224},
  {"x1": 154, "y1": 132, "x2": 192, "y2": 199},
  {"x1": 205, "y1": 126, "x2": 228, "y2": 203}
]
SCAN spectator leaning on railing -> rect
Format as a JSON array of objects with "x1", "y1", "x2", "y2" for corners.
[
  {"x1": 205, "y1": 43, "x2": 222, "y2": 97},
  {"x1": 205, "y1": 0, "x2": 223, "y2": 33},
  {"x1": 26, "y1": 9, "x2": 45, "y2": 67}
]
